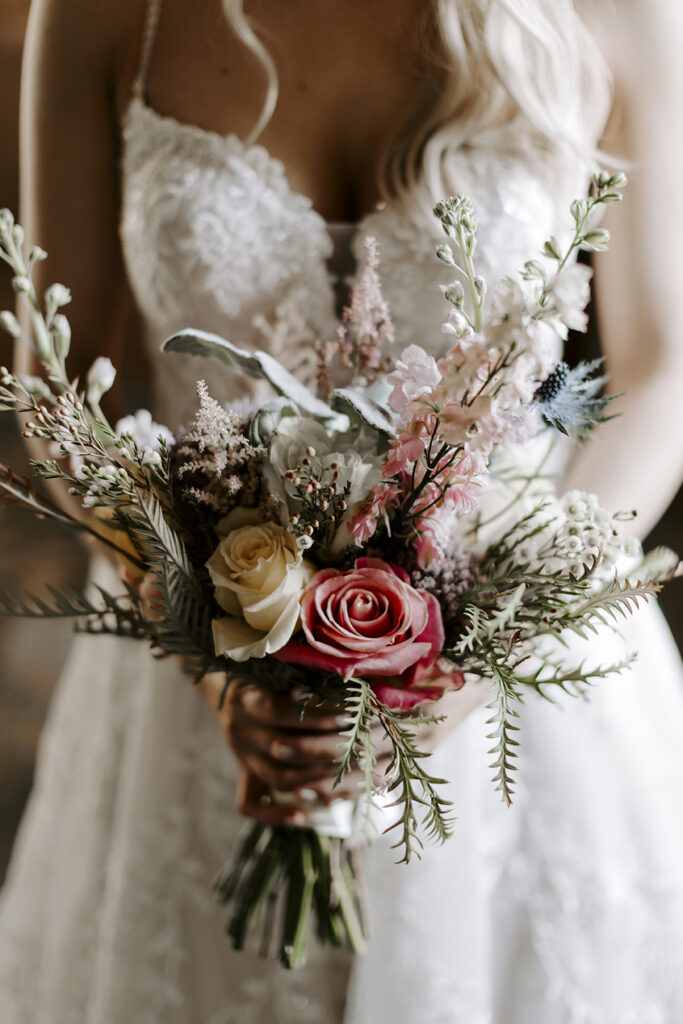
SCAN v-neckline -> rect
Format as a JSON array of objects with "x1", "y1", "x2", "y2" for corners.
[{"x1": 123, "y1": 95, "x2": 379, "y2": 237}]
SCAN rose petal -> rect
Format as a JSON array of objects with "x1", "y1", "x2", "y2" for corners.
[
  {"x1": 399, "y1": 591, "x2": 445, "y2": 687},
  {"x1": 372, "y1": 681, "x2": 450, "y2": 710},
  {"x1": 273, "y1": 640, "x2": 358, "y2": 678},
  {"x1": 213, "y1": 590, "x2": 303, "y2": 662}
]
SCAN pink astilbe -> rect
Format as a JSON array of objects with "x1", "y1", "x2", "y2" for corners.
[
  {"x1": 172, "y1": 381, "x2": 264, "y2": 514},
  {"x1": 333, "y1": 236, "x2": 395, "y2": 383}
]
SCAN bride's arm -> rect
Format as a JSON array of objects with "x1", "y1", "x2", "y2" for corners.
[
  {"x1": 15, "y1": 0, "x2": 141, "y2": 515},
  {"x1": 562, "y1": 2, "x2": 683, "y2": 535},
  {"x1": 15, "y1": 0, "x2": 357, "y2": 821}
]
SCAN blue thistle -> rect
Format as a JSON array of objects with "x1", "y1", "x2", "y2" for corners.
[{"x1": 534, "y1": 359, "x2": 617, "y2": 436}]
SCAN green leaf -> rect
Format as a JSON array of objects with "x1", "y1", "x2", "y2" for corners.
[
  {"x1": 329, "y1": 388, "x2": 396, "y2": 438},
  {"x1": 162, "y1": 329, "x2": 342, "y2": 424}
]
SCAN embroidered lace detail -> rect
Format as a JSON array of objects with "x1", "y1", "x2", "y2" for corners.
[
  {"x1": 120, "y1": 98, "x2": 338, "y2": 423},
  {"x1": 119, "y1": 100, "x2": 566, "y2": 425}
]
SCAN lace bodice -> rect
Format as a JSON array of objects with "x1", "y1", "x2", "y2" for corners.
[{"x1": 120, "y1": 94, "x2": 577, "y2": 426}]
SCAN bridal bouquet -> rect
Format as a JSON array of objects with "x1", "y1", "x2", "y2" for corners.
[{"x1": 0, "y1": 172, "x2": 678, "y2": 967}]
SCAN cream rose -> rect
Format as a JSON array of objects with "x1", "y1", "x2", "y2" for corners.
[{"x1": 206, "y1": 517, "x2": 315, "y2": 662}]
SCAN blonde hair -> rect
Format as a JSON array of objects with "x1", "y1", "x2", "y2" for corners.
[{"x1": 222, "y1": 0, "x2": 612, "y2": 212}]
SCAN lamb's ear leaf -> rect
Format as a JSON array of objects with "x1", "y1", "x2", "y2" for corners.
[
  {"x1": 329, "y1": 387, "x2": 397, "y2": 437},
  {"x1": 162, "y1": 329, "x2": 339, "y2": 422}
]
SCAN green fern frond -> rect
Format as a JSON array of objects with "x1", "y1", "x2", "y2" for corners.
[
  {"x1": 145, "y1": 560, "x2": 216, "y2": 679},
  {"x1": 487, "y1": 583, "x2": 527, "y2": 633},
  {"x1": 334, "y1": 678, "x2": 375, "y2": 787},
  {"x1": 485, "y1": 662, "x2": 522, "y2": 807},
  {"x1": 453, "y1": 605, "x2": 488, "y2": 655},
  {"x1": 515, "y1": 653, "x2": 637, "y2": 701},
  {"x1": 371, "y1": 694, "x2": 454, "y2": 864},
  {"x1": 548, "y1": 576, "x2": 661, "y2": 640},
  {"x1": 122, "y1": 491, "x2": 198, "y2": 591}
]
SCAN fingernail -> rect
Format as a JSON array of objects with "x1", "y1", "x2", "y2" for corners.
[
  {"x1": 271, "y1": 742, "x2": 295, "y2": 760},
  {"x1": 286, "y1": 811, "x2": 305, "y2": 826},
  {"x1": 297, "y1": 788, "x2": 319, "y2": 804}
]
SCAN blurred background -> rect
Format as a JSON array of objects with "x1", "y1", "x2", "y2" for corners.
[{"x1": 0, "y1": 1, "x2": 681, "y2": 885}]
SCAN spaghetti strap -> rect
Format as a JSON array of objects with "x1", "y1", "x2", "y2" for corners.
[{"x1": 131, "y1": 0, "x2": 163, "y2": 101}]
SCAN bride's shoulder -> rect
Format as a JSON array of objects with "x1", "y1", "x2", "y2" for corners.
[{"x1": 26, "y1": 0, "x2": 147, "y2": 80}]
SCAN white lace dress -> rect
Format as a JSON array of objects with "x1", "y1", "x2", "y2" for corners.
[{"x1": 2, "y1": 37, "x2": 683, "y2": 1024}]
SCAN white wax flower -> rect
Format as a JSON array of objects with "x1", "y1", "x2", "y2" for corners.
[{"x1": 115, "y1": 409, "x2": 174, "y2": 452}]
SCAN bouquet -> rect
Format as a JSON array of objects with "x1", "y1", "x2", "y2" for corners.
[{"x1": 0, "y1": 172, "x2": 678, "y2": 967}]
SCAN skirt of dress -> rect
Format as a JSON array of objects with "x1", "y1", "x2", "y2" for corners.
[{"x1": 1, "y1": 556, "x2": 683, "y2": 1024}]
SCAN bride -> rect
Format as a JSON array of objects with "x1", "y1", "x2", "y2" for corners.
[{"x1": 2, "y1": 0, "x2": 683, "y2": 1021}]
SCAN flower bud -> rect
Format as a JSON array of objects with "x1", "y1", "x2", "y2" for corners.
[
  {"x1": 141, "y1": 447, "x2": 162, "y2": 467},
  {"x1": 86, "y1": 356, "x2": 117, "y2": 404},
  {"x1": 0, "y1": 208, "x2": 14, "y2": 235},
  {"x1": 436, "y1": 244, "x2": 456, "y2": 267},
  {"x1": 51, "y1": 314, "x2": 72, "y2": 362},
  {"x1": 607, "y1": 172, "x2": 628, "y2": 189},
  {"x1": 570, "y1": 199, "x2": 588, "y2": 223},
  {"x1": 442, "y1": 281, "x2": 464, "y2": 306},
  {"x1": 0, "y1": 310, "x2": 21, "y2": 338},
  {"x1": 12, "y1": 275, "x2": 31, "y2": 295},
  {"x1": 45, "y1": 283, "x2": 71, "y2": 309},
  {"x1": 581, "y1": 229, "x2": 610, "y2": 252},
  {"x1": 543, "y1": 236, "x2": 562, "y2": 261}
]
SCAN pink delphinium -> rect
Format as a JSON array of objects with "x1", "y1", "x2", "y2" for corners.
[
  {"x1": 349, "y1": 482, "x2": 401, "y2": 544},
  {"x1": 332, "y1": 236, "x2": 395, "y2": 381},
  {"x1": 387, "y1": 345, "x2": 441, "y2": 414}
]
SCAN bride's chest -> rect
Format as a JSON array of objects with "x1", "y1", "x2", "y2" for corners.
[{"x1": 119, "y1": 99, "x2": 568, "y2": 357}]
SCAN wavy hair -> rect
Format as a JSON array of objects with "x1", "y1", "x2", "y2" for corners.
[{"x1": 222, "y1": 0, "x2": 612, "y2": 212}]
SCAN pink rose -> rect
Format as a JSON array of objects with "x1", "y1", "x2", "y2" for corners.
[{"x1": 275, "y1": 557, "x2": 461, "y2": 709}]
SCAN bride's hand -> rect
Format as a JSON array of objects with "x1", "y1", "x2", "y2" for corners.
[
  {"x1": 132, "y1": 572, "x2": 489, "y2": 821},
  {"x1": 199, "y1": 673, "x2": 395, "y2": 825}
]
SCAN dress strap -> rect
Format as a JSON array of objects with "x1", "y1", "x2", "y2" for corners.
[{"x1": 131, "y1": 0, "x2": 163, "y2": 101}]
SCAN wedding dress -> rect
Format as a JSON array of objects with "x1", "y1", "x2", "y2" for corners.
[{"x1": 2, "y1": 2, "x2": 683, "y2": 1021}]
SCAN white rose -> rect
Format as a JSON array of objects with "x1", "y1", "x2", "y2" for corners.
[{"x1": 206, "y1": 517, "x2": 314, "y2": 662}]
